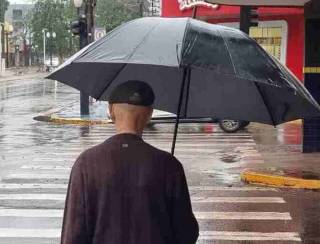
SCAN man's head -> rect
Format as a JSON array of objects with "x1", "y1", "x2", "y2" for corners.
[{"x1": 108, "y1": 80, "x2": 155, "y2": 135}]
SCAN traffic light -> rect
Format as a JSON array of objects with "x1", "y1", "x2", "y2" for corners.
[
  {"x1": 70, "y1": 17, "x2": 87, "y2": 36},
  {"x1": 249, "y1": 7, "x2": 259, "y2": 27}
]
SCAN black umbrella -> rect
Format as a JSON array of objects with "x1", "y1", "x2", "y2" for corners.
[{"x1": 47, "y1": 17, "x2": 320, "y2": 155}]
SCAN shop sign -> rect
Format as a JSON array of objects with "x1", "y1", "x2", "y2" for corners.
[{"x1": 178, "y1": 0, "x2": 219, "y2": 11}]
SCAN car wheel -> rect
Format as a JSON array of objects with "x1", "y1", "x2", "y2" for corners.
[{"x1": 219, "y1": 120, "x2": 242, "y2": 133}]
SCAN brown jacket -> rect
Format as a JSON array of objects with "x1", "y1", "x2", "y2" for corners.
[{"x1": 61, "y1": 133, "x2": 199, "y2": 244}]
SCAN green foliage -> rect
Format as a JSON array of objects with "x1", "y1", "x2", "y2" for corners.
[
  {"x1": 0, "y1": 0, "x2": 9, "y2": 22},
  {"x1": 28, "y1": 0, "x2": 78, "y2": 60},
  {"x1": 28, "y1": 0, "x2": 143, "y2": 59},
  {"x1": 96, "y1": 0, "x2": 142, "y2": 32}
]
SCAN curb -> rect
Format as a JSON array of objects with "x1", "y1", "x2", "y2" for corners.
[
  {"x1": 241, "y1": 171, "x2": 320, "y2": 189},
  {"x1": 287, "y1": 119, "x2": 302, "y2": 125},
  {"x1": 34, "y1": 115, "x2": 112, "y2": 126}
]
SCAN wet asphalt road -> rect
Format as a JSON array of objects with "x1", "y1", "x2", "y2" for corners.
[{"x1": 0, "y1": 78, "x2": 320, "y2": 244}]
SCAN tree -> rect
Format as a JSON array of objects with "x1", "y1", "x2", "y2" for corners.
[
  {"x1": 96, "y1": 0, "x2": 143, "y2": 32},
  {"x1": 0, "y1": 0, "x2": 9, "y2": 56},
  {"x1": 28, "y1": 0, "x2": 77, "y2": 61},
  {"x1": 0, "y1": 0, "x2": 9, "y2": 22}
]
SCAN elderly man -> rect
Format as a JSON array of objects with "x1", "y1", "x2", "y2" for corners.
[{"x1": 61, "y1": 80, "x2": 199, "y2": 244}]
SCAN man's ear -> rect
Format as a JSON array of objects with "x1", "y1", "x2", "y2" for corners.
[
  {"x1": 148, "y1": 108, "x2": 153, "y2": 121},
  {"x1": 109, "y1": 104, "x2": 115, "y2": 122}
]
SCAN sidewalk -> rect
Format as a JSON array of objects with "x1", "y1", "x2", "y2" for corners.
[
  {"x1": 242, "y1": 123, "x2": 320, "y2": 189},
  {"x1": 0, "y1": 66, "x2": 46, "y2": 82},
  {"x1": 35, "y1": 100, "x2": 320, "y2": 189}
]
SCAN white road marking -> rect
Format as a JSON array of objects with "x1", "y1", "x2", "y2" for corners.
[
  {"x1": 198, "y1": 231, "x2": 301, "y2": 241},
  {"x1": 0, "y1": 228, "x2": 61, "y2": 238},
  {"x1": 0, "y1": 209, "x2": 63, "y2": 217},
  {"x1": 0, "y1": 183, "x2": 67, "y2": 189},
  {"x1": 32, "y1": 158, "x2": 68, "y2": 162},
  {"x1": 192, "y1": 197, "x2": 286, "y2": 203},
  {"x1": 4, "y1": 174, "x2": 69, "y2": 180},
  {"x1": 195, "y1": 211, "x2": 292, "y2": 220},
  {"x1": 0, "y1": 194, "x2": 65, "y2": 200},
  {"x1": 20, "y1": 165, "x2": 71, "y2": 170},
  {"x1": 0, "y1": 194, "x2": 284, "y2": 203},
  {"x1": 189, "y1": 186, "x2": 278, "y2": 191}
]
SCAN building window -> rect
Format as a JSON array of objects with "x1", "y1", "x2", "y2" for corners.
[
  {"x1": 250, "y1": 27, "x2": 282, "y2": 61},
  {"x1": 219, "y1": 20, "x2": 288, "y2": 64}
]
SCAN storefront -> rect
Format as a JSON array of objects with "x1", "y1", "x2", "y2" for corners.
[{"x1": 161, "y1": 0, "x2": 305, "y2": 80}]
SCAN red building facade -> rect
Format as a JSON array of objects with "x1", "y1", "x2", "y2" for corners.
[{"x1": 161, "y1": 1, "x2": 305, "y2": 80}]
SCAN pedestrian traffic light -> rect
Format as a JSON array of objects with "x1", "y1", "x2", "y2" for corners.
[
  {"x1": 250, "y1": 7, "x2": 259, "y2": 27},
  {"x1": 70, "y1": 17, "x2": 87, "y2": 36}
]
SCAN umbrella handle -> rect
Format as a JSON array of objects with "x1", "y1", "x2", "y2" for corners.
[{"x1": 171, "y1": 68, "x2": 189, "y2": 155}]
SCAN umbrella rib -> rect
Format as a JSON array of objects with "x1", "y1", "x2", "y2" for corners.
[
  {"x1": 77, "y1": 19, "x2": 138, "y2": 60},
  {"x1": 217, "y1": 29, "x2": 237, "y2": 75},
  {"x1": 125, "y1": 22, "x2": 161, "y2": 62},
  {"x1": 253, "y1": 82, "x2": 276, "y2": 126},
  {"x1": 96, "y1": 63, "x2": 128, "y2": 100},
  {"x1": 179, "y1": 18, "x2": 191, "y2": 68}
]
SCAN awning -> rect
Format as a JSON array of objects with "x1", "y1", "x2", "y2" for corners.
[{"x1": 205, "y1": 0, "x2": 311, "y2": 6}]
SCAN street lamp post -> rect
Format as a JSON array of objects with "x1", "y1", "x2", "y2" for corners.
[
  {"x1": 42, "y1": 28, "x2": 47, "y2": 69},
  {"x1": 46, "y1": 31, "x2": 56, "y2": 67}
]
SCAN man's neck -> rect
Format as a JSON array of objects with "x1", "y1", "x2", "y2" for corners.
[{"x1": 115, "y1": 127, "x2": 143, "y2": 137}]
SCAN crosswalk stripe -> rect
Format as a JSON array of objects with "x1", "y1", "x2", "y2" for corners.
[
  {"x1": 0, "y1": 194, "x2": 284, "y2": 203},
  {"x1": 73, "y1": 140, "x2": 256, "y2": 146},
  {"x1": 198, "y1": 231, "x2": 301, "y2": 241},
  {"x1": 0, "y1": 228, "x2": 60, "y2": 238},
  {"x1": 0, "y1": 194, "x2": 65, "y2": 200},
  {"x1": 192, "y1": 197, "x2": 285, "y2": 203},
  {"x1": 0, "y1": 209, "x2": 291, "y2": 220},
  {"x1": 189, "y1": 186, "x2": 277, "y2": 191},
  {"x1": 0, "y1": 229, "x2": 301, "y2": 241},
  {"x1": 4, "y1": 174, "x2": 69, "y2": 180},
  {"x1": 0, "y1": 184, "x2": 274, "y2": 191},
  {"x1": 195, "y1": 211, "x2": 292, "y2": 220},
  {"x1": 0, "y1": 183, "x2": 67, "y2": 189},
  {"x1": 20, "y1": 165, "x2": 70, "y2": 170},
  {"x1": 0, "y1": 209, "x2": 63, "y2": 217}
]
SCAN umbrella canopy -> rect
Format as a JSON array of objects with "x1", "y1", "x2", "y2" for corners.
[{"x1": 48, "y1": 17, "x2": 320, "y2": 126}]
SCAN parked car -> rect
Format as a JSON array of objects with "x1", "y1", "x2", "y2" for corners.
[{"x1": 149, "y1": 116, "x2": 250, "y2": 133}]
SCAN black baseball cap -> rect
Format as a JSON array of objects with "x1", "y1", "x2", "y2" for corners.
[{"x1": 108, "y1": 80, "x2": 155, "y2": 107}]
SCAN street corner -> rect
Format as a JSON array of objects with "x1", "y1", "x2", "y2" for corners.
[
  {"x1": 286, "y1": 119, "x2": 302, "y2": 125},
  {"x1": 33, "y1": 114, "x2": 112, "y2": 126},
  {"x1": 241, "y1": 170, "x2": 320, "y2": 190}
]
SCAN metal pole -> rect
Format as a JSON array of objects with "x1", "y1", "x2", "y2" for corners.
[
  {"x1": 171, "y1": 68, "x2": 189, "y2": 155},
  {"x1": 139, "y1": 1, "x2": 143, "y2": 17},
  {"x1": 5, "y1": 33, "x2": 8, "y2": 68},
  {"x1": 50, "y1": 35, "x2": 53, "y2": 67},
  {"x1": 240, "y1": 6, "x2": 251, "y2": 34},
  {"x1": 43, "y1": 30, "x2": 46, "y2": 68},
  {"x1": 79, "y1": 5, "x2": 89, "y2": 116}
]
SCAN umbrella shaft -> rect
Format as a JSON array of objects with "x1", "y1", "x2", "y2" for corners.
[{"x1": 171, "y1": 68, "x2": 190, "y2": 155}]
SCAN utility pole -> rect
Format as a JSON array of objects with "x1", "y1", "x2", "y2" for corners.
[
  {"x1": 0, "y1": 24, "x2": 2, "y2": 75},
  {"x1": 71, "y1": 0, "x2": 96, "y2": 116},
  {"x1": 42, "y1": 29, "x2": 47, "y2": 69},
  {"x1": 240, "y1": 6, "x2": 259, "y2": 34},
  {"x1": 139, "y1": 1, "x2": 144, "y2": 17}
]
